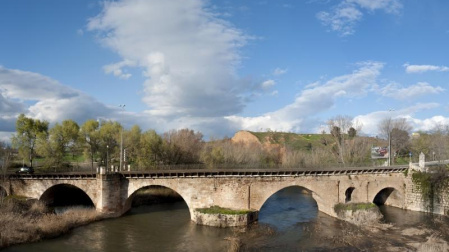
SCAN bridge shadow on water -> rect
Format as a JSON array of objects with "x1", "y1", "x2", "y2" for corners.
[
  {"x1": 258, "y1": 186, "x2": 318, "y2": 232},
  {"x1": 40, "y1": 184, "x2": 95, "y2": 209}
]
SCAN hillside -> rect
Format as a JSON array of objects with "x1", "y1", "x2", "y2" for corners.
[{"x1": 231, "y1": 130, "x2": 385, "y2": 152}]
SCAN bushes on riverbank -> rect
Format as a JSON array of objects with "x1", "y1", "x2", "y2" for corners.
[{"x1": 0, "y1": 197, "x2": 103, "y2": 249}]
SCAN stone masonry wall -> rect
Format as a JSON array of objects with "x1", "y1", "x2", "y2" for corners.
[{"x1": 404, "y1": 174, "x2": 449, "y2": 215}]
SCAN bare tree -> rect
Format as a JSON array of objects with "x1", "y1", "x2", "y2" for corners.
[
  {"x1": 327, "y1": 115, "x2": 353, "y2": 166},
  {"x1": 162, "y1": 129, "x2": 204, "y2": 164},
  {"x1": 378, "y1": 118, "x2": 412, "y2": 164},
  {"x1": 429, "y1": 124, "x2": 449, "y2": 161},
  {"x1": 378, "y1": 118, "x2": 412, "y2": 139}
]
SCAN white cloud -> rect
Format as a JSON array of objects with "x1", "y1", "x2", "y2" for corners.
[
  {"x1": 273, "y1": 67, "x2": 287, "y2": 76},
  {"x1": 0, "y1": 65, "x2": 242, "y2": 140},
  {"x1": 0, "y1": 66, "x2": 78, "y2": 101},
  {"x1": 317, "y1": 4, "x2": 362, "y2": 36},
  {"x1": 353, "y1": 103, "x2": 440, "y2": 135},
  {"x1": 380, "y1": 82, "x2": 444, "y2": 100},
  {"x1": 410, "y1": 116, "x2": 449, "y2": 132},
  {"x1": 88, "y1": 0, "x2": 250, "y2": 118},
  {"x1": 404, "y1": 63, "x2": 449, "y2": 73},
  {"x1": 103, "y1": 59, "x2": 136, "y2": 79},
  {"x1": 317, "y1": 0, "x2": 402, "y2": 36},
  {"x1": 347, "y1": 0, "x2": 402, "y2": 13},
  {"x1": 0, "y1": 66, "x2": 114, "y2": 132},
  {"x1": 227, "y1": 61, "x2": 384, "y2": 132},
  {"x1": 261, "y1": 79, "x2": 276, "y2": 90}
]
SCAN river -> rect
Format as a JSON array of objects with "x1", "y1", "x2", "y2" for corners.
[{"x1": 4, "y1": 187, "x2": 449, "y2": 251}]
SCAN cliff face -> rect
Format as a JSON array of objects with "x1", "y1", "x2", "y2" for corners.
[{"x1": 231, "y1": 131, "x2": 261, "y2": 145}]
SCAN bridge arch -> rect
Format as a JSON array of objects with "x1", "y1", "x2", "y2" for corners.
[
  {"x1": 372, "y1": 187, "x2": 402, "y2": 206},
  {"x1": 124, "y1": 184, "x2": 191, "y2": 216},
  {"x1": 252, "y1": 184, "x2": 325, "y2": 214},
  {"x1": 345, "y1": 187, "x2": 356, "y2": 203},
  {"x1": 40, "y1": 184, "x2": 95, "y2": 208}
]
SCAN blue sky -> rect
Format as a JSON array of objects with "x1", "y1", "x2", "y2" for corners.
[{"x1": 1, "y1": 0, "x2": 448, "y2": 141}]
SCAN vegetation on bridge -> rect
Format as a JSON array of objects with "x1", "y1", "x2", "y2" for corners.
[{"x1": 196, "y1": 206, "x2": 253, "y2": 215}]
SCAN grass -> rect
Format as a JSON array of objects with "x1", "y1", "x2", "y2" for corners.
[
  {"x1": 0, "y1": 197, "x2": 103, "y2": 249},
  {"x1": 196, "y1": 206, "x2": 252, "y2": 215}
]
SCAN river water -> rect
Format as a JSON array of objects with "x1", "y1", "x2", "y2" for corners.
[{"x1": 4, "y1": 187, "x2": 449, "y2": 251}]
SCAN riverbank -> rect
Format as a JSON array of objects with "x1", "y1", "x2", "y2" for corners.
[
  {"x1": 0, "y1": 197, "x2": 104, "y2": 249},
  {"x1": 225, "y1": 212, "x2": 449, "y2": 251}
]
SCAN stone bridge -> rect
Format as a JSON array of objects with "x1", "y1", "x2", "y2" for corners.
[{"x1": 0, "y1": 166, "x2": 410, "y2": 224}]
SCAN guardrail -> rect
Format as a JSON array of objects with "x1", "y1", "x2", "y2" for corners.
[
  {"x1": 2, "y1": 166, "x2": 408, "y2": 180},
  {"x1": 121, "y1": 166, "x2": 408, "y2": 179}
]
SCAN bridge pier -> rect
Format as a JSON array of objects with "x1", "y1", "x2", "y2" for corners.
[{"x1": 96, "y1": 173, "x2": 122, "y2": 214}]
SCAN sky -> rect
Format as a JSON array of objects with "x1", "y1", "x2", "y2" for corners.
[{"x1": 1, "y1": 0, "x2": 448, "y2": 141}]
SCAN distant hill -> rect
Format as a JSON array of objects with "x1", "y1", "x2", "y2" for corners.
[{"x1": 231, "y1": 130, "x2": 385, "y2": 152}]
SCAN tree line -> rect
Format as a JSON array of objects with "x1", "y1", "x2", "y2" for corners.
[
  {"x1": 4, "y1": 114, "x2": 449, "y2": 171},
  {"x1": 9, "y1": 114, "x2": 205, "y2": 171}
]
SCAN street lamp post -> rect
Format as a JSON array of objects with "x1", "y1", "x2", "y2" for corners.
[{"x1": 119, "y1": 104, "x2": 126, "y2": 171}]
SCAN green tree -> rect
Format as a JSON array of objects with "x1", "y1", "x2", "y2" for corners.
[
  {"x1": 98, "y1": 121, "x2": 121, "y2": 169},
  {"x1": 411, "y1": 132, "x2": 431, "y2": 160},
  {"x1": 123, "y1": 125, "x2": 142, "y2": 168},
  {"x1": 137, "y1": 129, "x2": 163, "y2": 169},
  {"x1": 12, "y1": 114, "x2": 49, "y2": 168},
  {"x1": 80, "y1": 119, "x2": 101, "y2": 171},
  {"x1": 37, "y1": 120, "x2": 80, "y2": 170},
  {"x1": 201, "y1": 142, "x2": 225, "y2": 167}
]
